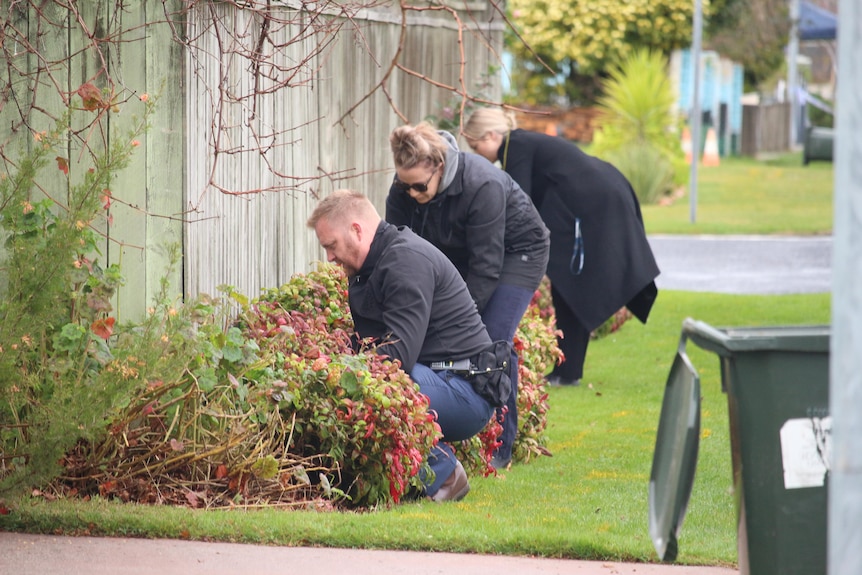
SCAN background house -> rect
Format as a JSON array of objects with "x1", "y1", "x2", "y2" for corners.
[{"x1": 670, "y1": 49, "x2": 744, "y2": 158}]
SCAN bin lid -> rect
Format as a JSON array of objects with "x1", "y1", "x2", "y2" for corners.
[
  {"x1": 682, "y1": 318, "x2": 830, "y2": 356},
  {"x1": 649, "y1": 348, "x2": 701, "y2": 562}
]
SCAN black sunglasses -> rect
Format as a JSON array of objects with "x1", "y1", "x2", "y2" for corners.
[{"x1": 393, "y1": 168, "x2": 437, "y2": 194}]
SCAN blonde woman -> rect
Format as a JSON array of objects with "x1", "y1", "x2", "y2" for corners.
[
  {"x1": 386, "y1": 122, "x2": 550, "y2": 470},
  {"x1": 463, "y1": 108, "x2": 660, "y2": 387}
]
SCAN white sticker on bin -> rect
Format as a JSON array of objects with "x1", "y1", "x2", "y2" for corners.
[{"x1": 780, "y1": 416, "x2": 832, "y2": 490}]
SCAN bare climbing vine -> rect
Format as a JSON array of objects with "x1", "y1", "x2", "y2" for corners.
[{"x1": 1, "y1": 0, "x2": 519, "y2": 198}]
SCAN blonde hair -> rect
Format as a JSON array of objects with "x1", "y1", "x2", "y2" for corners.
[
  {"x1": 462, "y1": 108, "x2": 517, "y2": 141},
  {"x1": 306, "y1": 189, "x2": 379, "y2": 229},
  {"x1": 389, "y1": 122, "x2": 448, "y2": 170}
]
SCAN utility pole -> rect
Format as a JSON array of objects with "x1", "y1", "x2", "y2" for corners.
[
  {"x1": 829, "y1": 0, "x2": 862, "y2": 573},
  {"x1": 689, "y1": 0, "x2": 703, "y2": 224},
  {"x1": 787, "y1": 0, "x2": 801, "y2": 148}
]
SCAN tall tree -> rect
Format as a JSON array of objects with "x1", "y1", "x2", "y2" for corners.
[
  {"x1": 505, "y1": 0, "x2": 790, "y2": 105},
  {"x1": 706, "y1": 0, "x2": 790, "y2": 90},
  {"x1": 506, "y1": 0, "x2": 696, "y2": 105}
]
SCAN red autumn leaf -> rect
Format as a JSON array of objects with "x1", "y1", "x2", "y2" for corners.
[
  {"x1": 91, "y1": 317, "x2": 115, "y2": 340},
  {"x1": 215, "y1": 464, "x2": 228, "y2": 479},
  {"x1": 77, "y1": 82, "x2": 104, "y2": 111},
  {"x1": 98, "y1": 481, "x2": 116, "y2": 497},
  {"x1": 56, "y1": 156, "x2": 69, "y2": 175},
  {"x1": 102, "y1": 189, "x2": 112, "y2": 210}
]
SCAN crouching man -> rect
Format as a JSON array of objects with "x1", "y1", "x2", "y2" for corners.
[{"x1": 307, "y1": 189, "x2": 497, "y2": 501}]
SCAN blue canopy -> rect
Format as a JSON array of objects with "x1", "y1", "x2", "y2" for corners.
[{"x1": 800, "y1": 1, "x2": 837, "y2": 41}]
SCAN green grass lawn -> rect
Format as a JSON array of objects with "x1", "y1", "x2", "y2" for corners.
[
  {"x1": 2, "y1": 290, "x2": 831, "y2": 568},
  {"x1": 1, "y1": 151, "x2": 835, "y2": 567},
  {"x1": 642, "y1": 152, "x2": 834, "y2": 235}
]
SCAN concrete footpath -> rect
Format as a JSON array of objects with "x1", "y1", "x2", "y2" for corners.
[{"x1": 1, "y1": 532, "x2": 737, "y2": 575}]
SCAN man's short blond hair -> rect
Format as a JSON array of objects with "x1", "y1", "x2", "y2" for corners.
[{"x1": 306, "y1": 189, "x2": 379, "y2": 229}]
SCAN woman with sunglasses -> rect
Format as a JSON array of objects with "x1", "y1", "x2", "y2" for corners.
[
  {"x1": 386, "y1": 121, "x2": 550, "y2": 471},
  {"x1": 462, "y1": 107, "x2": 660, "y2": 388}
]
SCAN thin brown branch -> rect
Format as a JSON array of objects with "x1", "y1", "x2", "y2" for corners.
[{"x1": 4, "y1": 0, "x2": 517, "y2": 199}]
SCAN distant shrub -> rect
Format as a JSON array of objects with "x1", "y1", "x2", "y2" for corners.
[
  {"x1": 590, "y1": 49, "x2": 687, "y2": 200},
  {"x1": 807, "y1": 101, "x2": 834, "y2": 129},
  {"x1": 605, "y1": 142, "x2": 675, "y2": 205}
]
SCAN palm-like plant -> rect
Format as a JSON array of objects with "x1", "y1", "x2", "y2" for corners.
[{"x1": 589, "y1": 49, "x2": 687, "y2": 203}]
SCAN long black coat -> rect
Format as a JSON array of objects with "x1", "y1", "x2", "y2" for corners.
[{"x1": 500, "y1": 129, "x2": 659, "y2": 332}]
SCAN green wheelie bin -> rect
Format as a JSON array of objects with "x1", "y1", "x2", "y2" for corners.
[{"x1": 649, "y1": 318, "x2": 830, "y2": 575}]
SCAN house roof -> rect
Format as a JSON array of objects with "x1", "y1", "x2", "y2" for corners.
[{"x1": 800, "y1": 1, "x2": 837, "y2": 41}]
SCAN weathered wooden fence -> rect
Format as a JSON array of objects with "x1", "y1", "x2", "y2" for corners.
[
  {"x1": 0, "y1": 1, "x2": 184, "y2": 322},
  {"x1": 0, "y1": 1, "x2": 504, "y2": 320},
  {"x1": 741, "y1": 102, "x2": 791, "y2": 156}
]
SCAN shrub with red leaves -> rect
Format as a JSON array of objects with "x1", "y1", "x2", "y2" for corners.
[
  {"x1": 46, "y1": 265, "x2": 561, "y2": 510},
  {"x1": 243, "y1": 267, "x2": 440, "y2": 506}
]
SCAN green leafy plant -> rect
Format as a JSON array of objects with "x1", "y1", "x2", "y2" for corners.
[
  {"x1": 605, "y1": 142, "x2": 675, "y2": 205},
  {"x1": 1, "y1": 89, "x2": 153, "y2": 496},
  {"x1": 589, "y1": 49, "x2": 687, "y2": 202},
  {"x1": 247, "y1": 271, "x2": 441, "y2": 506},
  {"x1": 592, "y1": 306, "x2": 634, "y2": 339},
  {"x1": 40, "y1": 267, "x2": 439, "y2": 510},
  {"x1": 807, "y1": 99, "x2": 834, "y2": 129},
  {"x1": 260, "y1": 266, "x2": 563, "y2": 480},
  {"x1": 529, "y1": 275, "x2": 631, "y2": 342},
  {"x1": 510, "y1": 293, "x2": 557, "y2": 463},
  {"x1": 48, "y1": 265, "x2": 562, "y2": 508}
]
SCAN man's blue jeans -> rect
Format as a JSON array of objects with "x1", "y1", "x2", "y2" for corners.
[{"x1": 410, "y1": 363, "x2": 494, "y2": 497}]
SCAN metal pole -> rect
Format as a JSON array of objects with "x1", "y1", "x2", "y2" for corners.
[
  {"x1": 829, "y1": 1, "x2": 862, "y2": 573},
  {"x1": 788, "y1": 0, "x2": 800, "y2": 148},
  {"x1": 689, "y1": 0, "x2": 702, "y2": 224}
]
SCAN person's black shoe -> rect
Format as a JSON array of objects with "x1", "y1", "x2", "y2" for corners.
[
  {"x1": 429, "y1": 460, "x2": 470, "y2": 502},
  {"x1": 490, "y1": 454, "x2": 512, "y2": 470},
  {"x1": 546, "y1": 375, "x2": 581, "y2": 387}
]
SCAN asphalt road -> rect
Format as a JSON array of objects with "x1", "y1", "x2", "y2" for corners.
[{"x1": 648, "y1": 234, "x2": 832, "y2": 295}]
